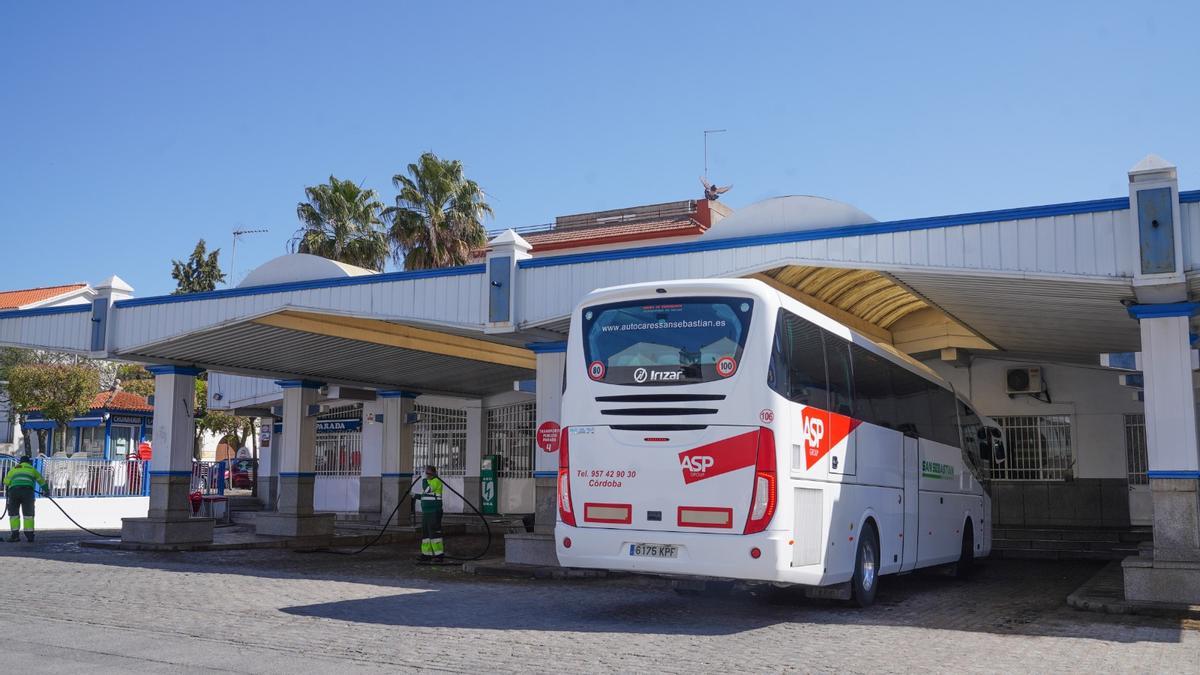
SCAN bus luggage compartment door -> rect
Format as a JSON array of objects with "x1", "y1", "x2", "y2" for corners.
[
  {"x1": 901, "y1": 434, "x2": 919, "y2": 572},
  {"x1": 567, "y1": 425, "x2": 761, "y2": 533}
]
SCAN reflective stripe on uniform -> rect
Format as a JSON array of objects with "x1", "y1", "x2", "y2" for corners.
[{"x1": 3, "y1": 465, "x2": 47, "y2": 490}]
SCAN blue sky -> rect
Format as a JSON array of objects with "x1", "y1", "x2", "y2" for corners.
[{"x1": 3, "y1": 1, "x2": 1199, "y2": 297}]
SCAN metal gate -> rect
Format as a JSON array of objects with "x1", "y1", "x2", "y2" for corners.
[
  {"x1": 414, "y1": 404, "x2": 467, "y2": 476},
  {"x1": 1124, "y1": 413, "x2": 1152, "y2": 526},
  {"x1": 991, "y1": 415, "x2": 1073, "y2": 481},
  {"x1": 487, "y1": 401, "x2": 535, "y2": 479},
  {"x1": 315, "y1": 404, "x2": 363, "y2": 476}
]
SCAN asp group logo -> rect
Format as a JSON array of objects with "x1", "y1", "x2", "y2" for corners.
[{"x1": 800, "y1": 407, "x2": 861, "y2": 469}]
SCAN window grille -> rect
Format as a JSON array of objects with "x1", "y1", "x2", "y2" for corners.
[
  {"x1": 315, "y1": 404, "x2": 362, "y2": 476},
  {"x1": 487, "y1": 401, "x2": 535, "y2": 479},
  {"x1": 414, "y1": 404, "x2": 467, "y2": 476},
  {"x1": 1124, "y1": 414, "x2": 1148, "y2": 486},
  {"x1": 989, "y1": 415, "x2": 1073, "y2": 481}
]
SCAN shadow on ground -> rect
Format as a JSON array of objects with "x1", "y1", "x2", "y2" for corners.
[{"x1": 2, "y1": 532, "x2": 1192, "y2": 643}]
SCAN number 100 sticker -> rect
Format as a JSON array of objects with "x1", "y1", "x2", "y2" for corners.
[{"x1": 716, "y1": 356, "x2": 737, "y2": 378}]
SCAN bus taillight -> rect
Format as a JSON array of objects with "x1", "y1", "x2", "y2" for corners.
[
  {"x1": 558, "y1": 428, "x2": 576, "y2": 526},
  {"x1": 744, "y1": 427, "x2": 777, "y2": 534}
]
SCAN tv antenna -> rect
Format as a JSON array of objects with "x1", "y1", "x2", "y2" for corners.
[
  {"x1": 703, "y1": 129, "x2": 726, "y2": 180},
  {"x1": 229, "y1": 227, "x2": 269, "y2": 287}
]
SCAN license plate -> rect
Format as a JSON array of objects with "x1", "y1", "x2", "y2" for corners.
[{"x1": 629, "y1": 543, "x2": 678, "y2": 558}]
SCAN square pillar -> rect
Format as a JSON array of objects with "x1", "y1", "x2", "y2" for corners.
[
  {"x1": 532, "y1": 346, "x2": 566, "y2": 534},
  {"x1": 463, "y1": 400, "x2": 485, "y2": 509},
  {"x1": 256, "y1": 380, "x2": 334, "y2": 538},
  {"x1": 358, "y1": 400, "x2": 384, "y2": 516},
  {"x1": 258, "y1": 417, "x2": 279, "y2": 510},
  {"x1": 380, "y1": 391, "x2": 418, "y2": 526},
  {"x1": 1123, "y1": 308, "x2": 1200, "y2": 604},
  {"x1": 121, "y1": 366, "x2": 214, "y2": 545}
]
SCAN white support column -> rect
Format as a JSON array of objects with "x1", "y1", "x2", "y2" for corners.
[
  {"x1": 532, "y1": 346, "x2": 567, "y2": 533},
  {"x1": 121, "y1": 366, "x2": 214, "y2": 545},
  {"x1": 256, "y1": 417, "x2": 279, "y2": 510},
  {"x1": 505, "y1": 342, "x2": 566, "y2": 566},
  {"x1": 1124, "y1": 305, "x2": 1200, "y2": 604},
  {"x1": 380, "y1": 391, "x2": 418, "y2": 526},
  {"x1": 358, "y1": 399, "x2": 384, "y2": 516},
  {"x1": 464, "y1": 400, "x2": 485, "y2": 509},
  {"x1": 1140, "y1": 314, "x2": 1200, "y2": 480},
  {"x1": 256, "y1": 380, "x2": 334, "y2": 538}
]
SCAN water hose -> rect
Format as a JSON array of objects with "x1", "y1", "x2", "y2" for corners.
[
  {"x1": 326, "y1": 478, "x2": 493, "y2": 560},
  {"x1": 43, "y1": 492, "x2": 112, "y2": 538}
]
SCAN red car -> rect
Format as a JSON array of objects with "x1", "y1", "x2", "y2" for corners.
[{"x1": 229, "y1": 458, "x2": 257, "y2": 490}]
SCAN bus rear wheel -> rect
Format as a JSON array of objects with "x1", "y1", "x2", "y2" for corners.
[{"x1": 851, "y1": 522, "x2": 879, "y2": 607}]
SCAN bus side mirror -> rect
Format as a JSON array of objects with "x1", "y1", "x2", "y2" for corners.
[{"x1": 992, "y1": 439, "x2": 1007, "y2": 465}]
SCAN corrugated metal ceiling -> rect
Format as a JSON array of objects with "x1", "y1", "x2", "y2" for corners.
[
  {"x1": 892, "y1": 272, "x2": 1138, "y2": 361},
  {"x1": 760, "y1": 265, "x2": 930, "y2": 329},
  {"x1": 122, "y1": 322, "x2": 533, "y2": 397}
]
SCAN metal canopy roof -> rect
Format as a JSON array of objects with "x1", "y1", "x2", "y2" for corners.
[
  {"x1": 890, "y1": 272, "x2": 1141, "y2": 359},
  {"x1": 120, "y1": 312, "x2": 536, "y2": 397}
]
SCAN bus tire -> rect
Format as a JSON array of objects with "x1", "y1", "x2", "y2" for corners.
[
  {"x1": 955, "y1": 521, "x2": 975, "y2": 579},
  {"x1": 851, "y1": 522, "x2": 879, "y2": 607}
]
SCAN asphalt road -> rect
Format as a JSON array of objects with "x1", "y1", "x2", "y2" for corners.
[{"x1": 1, "y1": 532, "x2": 1196, "y2": 673}]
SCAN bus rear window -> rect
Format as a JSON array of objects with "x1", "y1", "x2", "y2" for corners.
[{"x1": 581, "y1": 297, "x2": 754, "y2": 386}]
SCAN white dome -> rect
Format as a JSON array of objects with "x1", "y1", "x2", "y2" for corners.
[
  {"x1": 703, "y1": 195, "x2": 876, "y2": 240},
  {"x1": 238, "y1": 253, "x2": 378, "y2": 288}
]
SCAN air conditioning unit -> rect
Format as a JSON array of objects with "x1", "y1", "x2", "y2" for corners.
[{"x1": 1006, "y1": 367, "x2": 1043, "y2": 395}]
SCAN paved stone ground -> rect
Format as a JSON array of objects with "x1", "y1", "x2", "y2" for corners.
[{"x1": 1, "y1": 532, "x2": 1197, "y2": 673}]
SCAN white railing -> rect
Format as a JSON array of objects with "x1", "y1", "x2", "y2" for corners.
[
  {"x1": 0, "y1": 458, "x2": 149, "y2": 498},
  {"x1": 414, "y1": 404, "x2": 467, "y2": 476},
  {"x1": 315, "y1": 433, "x2": 363, "y2": 476},
  {"x1": 1125, "y1": 414, "x2": 1149, "y2": 486},
  {"x1": 487, "y1": 401, "x2": 535, "y2": 479}
]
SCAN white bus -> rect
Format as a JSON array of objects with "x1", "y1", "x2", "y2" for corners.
[{"x1": 555, "y1": 278, "x2": 1005, "y2": 606}]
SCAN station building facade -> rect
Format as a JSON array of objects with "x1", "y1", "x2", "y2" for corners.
[{"x1": 1, "y1": 155, "x2": 1197, "y2": 606}]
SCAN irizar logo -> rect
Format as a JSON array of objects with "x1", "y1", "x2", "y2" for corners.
[
  {"x1": 680, "y1": 455, "x2": 715, "y2": 473},
  {"x1": 633, "y1": 367, "x2": 682, "y2": 383}
]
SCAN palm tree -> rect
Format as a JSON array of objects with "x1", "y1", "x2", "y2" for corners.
[
  {"x1": 383, "y1": 152, "x2": 493, "y2": 270},
  {"x1": 290, "y1": 176, "x2": 389, "y2": 271}
]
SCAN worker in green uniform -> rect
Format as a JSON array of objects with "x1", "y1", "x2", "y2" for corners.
[
  {"x1": 414, "y1": 464, "x2": 444, "y2": 563},
  {"x1": 4, "y1": 455, "x2": 49, "y2": 543}
]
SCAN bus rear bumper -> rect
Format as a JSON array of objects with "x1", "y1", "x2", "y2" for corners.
[{"x1": 554, "y1": 524, "x2": 841, "y2": 587}]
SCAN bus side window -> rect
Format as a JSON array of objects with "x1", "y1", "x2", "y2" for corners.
[
  {"x1": 770, "y1": 310, "x2": 829, "y2": 409},
  {"x1": 891, "y1": 369, "x2": 933, "y2": 440},
  {"x1": 849, "y1": 344, "x2": 894, "y2": 427},
  {"x1": 823, "y1": 335, "x2": 853, "y2": 417},
  {"x1": 928, "y1": 386, "x2": 959, "y2": 447}
]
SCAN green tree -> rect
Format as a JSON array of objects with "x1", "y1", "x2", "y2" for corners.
[
  {"x1": 171, "y1": 239, "x2": 226, "y2": 294},
  {"x1": 290, "y1": 176, "x2": 389, "y2": 271},
  {"x1": 6, "y1": 363, "x2": 99, "y2": 453},
  {"x1": 115, "y1": 364, "x2": 156, "y2": 398},
  {"x1": 384, "y1": 152, "x2": 493, "y2": 270}
]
